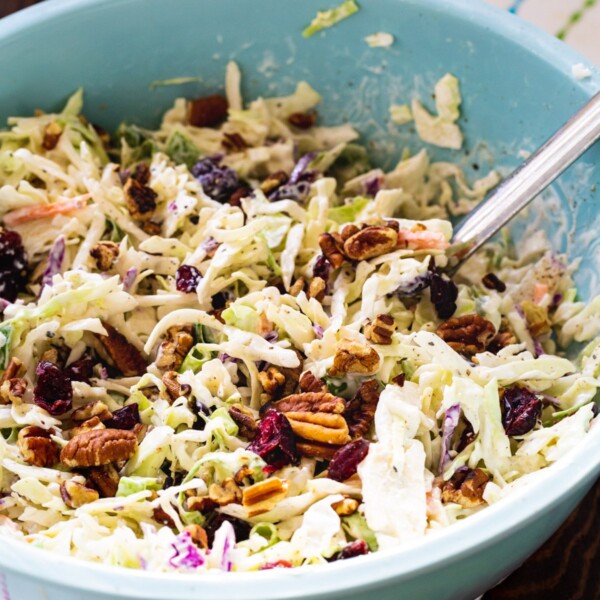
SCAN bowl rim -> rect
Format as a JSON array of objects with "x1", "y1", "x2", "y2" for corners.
[{"x1": 0, "y1": 0, "x2": 599, "y2": 598}]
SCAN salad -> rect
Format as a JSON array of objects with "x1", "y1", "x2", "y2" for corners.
[{"x1": 0, "y1": 63, "x2": 598, "y2": 573}]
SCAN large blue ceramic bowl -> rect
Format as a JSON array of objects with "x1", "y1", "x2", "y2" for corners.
[{"x1": 0, "y1": 1, "x2": 599, "y2": 599}]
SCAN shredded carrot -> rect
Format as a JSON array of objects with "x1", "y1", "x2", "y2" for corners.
[
  {"x1": 397, "y1": 229, "x2": 449, "y2": 250},
  {"x1": 533, "y1": 282, "x2": 549, "y2": 304},
  {"x1": 3, "y1": 194, "x2": 90, "y2": 226}
]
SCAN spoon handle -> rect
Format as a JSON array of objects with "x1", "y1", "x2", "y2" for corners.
[{"x1": 450, "y1": 90, "x2": 600, "y2": 268}]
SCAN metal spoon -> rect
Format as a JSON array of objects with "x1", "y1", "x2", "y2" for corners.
[{"x1": 448, "y1": 90, "x2": 600, "y2": 273}]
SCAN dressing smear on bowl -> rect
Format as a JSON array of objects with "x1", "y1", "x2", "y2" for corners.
[{"x1": 0, "y1": 63, "x2": 598, "y2": 573}]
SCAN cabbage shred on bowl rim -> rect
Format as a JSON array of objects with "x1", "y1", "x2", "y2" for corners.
[{"x1": 0, "y1": 62, "x2": 598, "y2": 573}]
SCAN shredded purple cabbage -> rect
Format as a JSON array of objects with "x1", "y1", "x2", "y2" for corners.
[
  {"x1": 169, "y1": 531, "x2": 205, "y2": 570},
  {"x1": 122, "y1": 268, "x2": 138, "y2": 292},
  {"x1": 264, "y1": 331, "x2": 279, "y2": 343},
  {"x1": 439, "y1": 404, "x2": 461, "y2": 475},
  {"x1": 41, "y1": 235, "x2": 66, "y2": 289},
  {"x1": 218, "y1": 521, "x2": 236, "y2": 572},
  {"x1": 201, "y1": 237, "x2": 220, "y2": 254},
  {"x1": 364, "y1": 175, "x2": 383, "y2": 197},
  {"x1": 269, "y1": 152, "x2": 317, "y2": 202},
  {"x1": 289, "y1": 151, "x2": 317, "y2": 184},
  {"x1": 313, "y1": 324, "x2": 324, "y2": 339}
]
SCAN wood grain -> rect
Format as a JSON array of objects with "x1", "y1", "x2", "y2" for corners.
[{"x1": 0, "y1": 1, "x2": 599, "y2": 598}]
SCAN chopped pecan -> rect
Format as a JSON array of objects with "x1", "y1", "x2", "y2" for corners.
[
  {"x1": 392, "y1": 373, "x2": 406, "y2": 387},
  {"x1": 222, "y1": 132, "x2": 248, "y2": 152},
  {"x1": 344, "y1": 379, "x2": 380, "y2": 438},
  {"x1": 340, "y1": 223, "x2": 360, "y2": 241},
  {"x1": 284, "y1": 412, "x2": 350, "y2": 446},
  {"x1": 436, "y1": 314, "x2": 496, "y2": 355},
  {"x1": 162, "y1": 370, "x2": 190, "y2": 402},
  {"x1": 153, "y1": 505, "x2": 176, "y2": 528},
  {"x1": 242, "y1": 477, "x2": 288, "y2": 517},
  {"x1": 259, "y1": 170, "x2": 288, "y2": 194},
  {"x1": 308, "y1": 277, "x2": 326, "y2": 302},
  {"x1": 40, "y1": 347, "x2": 59, "y2": 365},
  {"x1": 229, "y1": 404, "x2": 258, "y2": 440},
  {"x1": 124, "y1": 177, "x2": 157, "y2": 222},
  {"x1": 0, "y1": 378, "x2": 26, "y2": 404},
  {"x1": 208, "y1": 478, "x2": 242, "y2": 507},
  {"x1": 90, "y1": 241, "x2": 119, "y2": 271},
  {"x1": 1, "y1": 357, "x2": 24, "y2": 383},
  {"x1": 155, "y1": 325, "x2": 194, "y2": 371},
  {"x1": 71, "y1": 401, "x2": 112, "y2": 424},
  {"x1": 70, "y1": 416, "x2": 106, "y2": 438},
  {"x1": 441, "y1": 468, "x2": 489, "y2": 508},
  {"x1": 332, "y1": 497, "x2": 359, "y2": 516},
  {"x1": 187, "y1": 495, "x2": 218, "y2": 514},
  {"x1": 60, "y1": 480, "x2": 99, "y2": 508},
  {"x1": 130, "y1": 162, "x2": 151, "y2": 185},
  {"x1": 329, "y1": 339, "x2": 380, "y2": 377},
  {"x1": 343, "y1": 226, "x2": 397, "y2": 261},
  {"x1": 61, "y1": 429, "x2": 138, "y2": 468},
  {"x1": 42, "y1": 121, "x2": 63, "y2": 150},
  {"x1": 132, "y1": 422, "x2": 148, "y2": 443},
  {"x1": 187, "y1": 95, "x2": 228, "y2": 127},
  {"x1": 234, "y1": 465, "x2": 256, "y2": 485},
  {"x1": 364, "y1": 314, "x2": 396, "y2": 345},
  {"x1": 299, "y1": 372, "x2": 327, "y2": 393},
  {"x1": 482, "y1": 273, "x2": 506, "y2": 293},
  {"x1": 97, "y1": 322, "x2": 147, "y2": 376},
  {"x1": 287, "y1": 111, "x2": 317, "y2": 129},
  {"x1": 183, "y1": 524, "x2": 208, "y2": 549},
  {"x1": 521, "y1": 300, "x2": 551, "y2": 337},
  {"x1": 17, "y1": 426, "x2": 58, "y2": 468},
  {"x1": 258, "y1": 367, "x2": 286, "y2": 397},
  {"x1": 289, "y1": 277, "x2": 306, "y2": 297},
  {"x1": 488, "y1": 330, "x2": 518, "y2": 354},
  {"x1": 141, "y1": 221, "x2": 162, "y2": 235},
  {"x1": 319, "y1": 232, "x2": 346, "y2": 269},
  {"x1": 273, "y1": 391, "x2": 345, "y2": 414},
  {"x1": 228, "y1": 186, "x2": 252, "y2": 207},
  {"x1": 84, "y1": 464, "x2": 121, "y2": 497}
]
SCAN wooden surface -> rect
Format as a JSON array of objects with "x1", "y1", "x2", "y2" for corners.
[{"x1": 1, "y1": 2, "x2": 599, "y2": 599}]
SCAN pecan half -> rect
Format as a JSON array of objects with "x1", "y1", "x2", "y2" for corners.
[
  {"x1": 364, "y1": 314, "x2": 396, "y2": 345},
  {"x1": 61, "y1": 429, "x2": 137, "y2": 468},
  {"x1": 441, "y1": 468, "x2": 489, "y2": 508},
  {"x1": 222, "y1": 132, "x2": 248, "y2": 152},
  {"x1": 259, "y1": 170, "x2": 288, "y2": 194},
  {"x1": 329, "y1": 339, "x2": 380, "y2": 377},
  {"x1": 70, "y1": 416, "x2": 106, "y2": 438},
  {"x1": 284, "y1": 412, "x2": 350, "y2": 446},
  {"x1": 229, "y1": 404, "x2": 258, "y2": 440},
  {"x1": 90, "y1": 241, "x2": 119, "y2": 271},
  {"x1": 436, "y1": 314, "x2": 496, "y2": 354},
  {"x1": 287, "y1": 111, "x2": 317, "y2": 129},
  {"x1": 343, "y1": 226, "x2": 397, "y2": 261},
  {"x1": 85, "y1": 464, "x2": 121, "y2": 498},
  {"x1": 162, "y1": 370, "x2": 190, "y2": 402},
  {"x1": 299, "y1": 372, "x2": 327, "y2": 393},
  {"x1": 208, "y1": 478, "x2": 242, "y2": 507},
  {"x1": 155, "y1": 325, "x2": 194, "y2": 371},
  {"x1": 17, "y1": 426, "x2": 58, "y2": 468},
  {"x1": 295, "y1": 440, "x2": 339, "y2": 460},
  {"x1": 42, "y1": 121, "x2": 63, "y2": 150},
  {"x1": 60, "y1": 480, "x2": 99, "y2": 508},
  {"x1": 273, "y1": 392, "x2": 345, "y2": 414},
  {"x1": 242, "y1": 477, "x2": 288, "y2": 517},
  {"x1": 98, "y1": 322, "x2": 147, "y2": 377},
  {"x1": 0, "y1": 378, "x2": 26, "y2": 405},
  {"x1": 71, "y1": 401, "x2": 112, "y2": 424},
  {"x1": 307, "y1": 277, "x2": 326, "y2": 302},
  {"x1": 344, "y1": 379, "x2": 380, "y2": 438},
  {"x1": 124, "y1": 177, "x2": 157, "y2": 222},
  {"x1": 340, "y1": 223, "x2": 360, "y2": 241},
  {"x1": 319, "y1": 232, "x2": 346, "y2": 269},
  {"x1": 187, "y1": 95, "x2": 228, "y2": 127}
]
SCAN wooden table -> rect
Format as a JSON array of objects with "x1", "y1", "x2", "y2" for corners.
[{"x1": 1, "y1": 1, "x2": 599, "y2": 598}]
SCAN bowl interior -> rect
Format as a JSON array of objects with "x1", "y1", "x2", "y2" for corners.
[{"x1": 0, "y1": 0, "x2": 599, "y2": 598}]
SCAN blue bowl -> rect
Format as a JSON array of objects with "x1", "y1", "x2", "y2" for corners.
[{"x1": 0, "y1": 1, "x2": 599, "y2": 599}]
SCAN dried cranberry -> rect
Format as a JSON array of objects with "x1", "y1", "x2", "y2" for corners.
[
  {"x1": 502, "y1": 386, "x2": 542, "y2": 436},
  {"x1": 33, "y1": 361, "x2": 72, "y2": 415},
  {"x1": 0, "y1": 228, "x2": 28, "y2": 302},
  {"x1": 430, "y1": 273, "x2": 458, "y2": 319},
  {"x1": 259, "y1": 560, "x2": 293, "y2": 570},
  {"x1": 205, "y1": 513, "x2": 250, "y2": 547},
  {"x1": 313, "y1": 255, "x2": 331, "y2": 282},
  {"x1": 175, "y1": 265, "x2": 202, "y2": 293},
  {"x1": 333, "y1": 540, "x2": 369, "y2": 561},
  {"x1": 64, "y1": 356, "x2": 94, "y2": 384},
  {"x1": 191, "y1": 157, "x2": 239, "y2": 203},
  {"x1": 328, "y1": 439, "x2": 370, "y2": 482},
  {"x1": 105, "y1": 404, "x2": 140, "y2": 430},
  {"x1": 247, "y1": 409, "x2": 299, "y2": 471}
]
